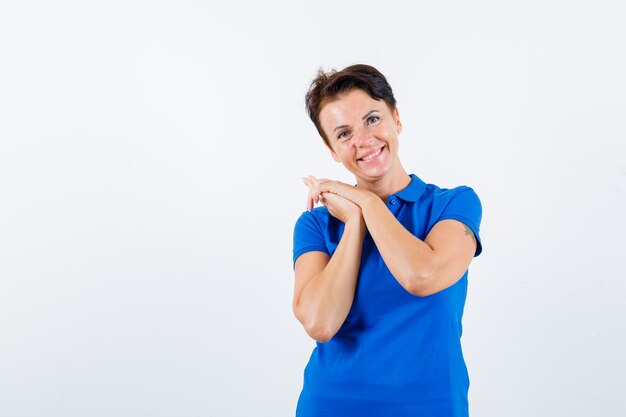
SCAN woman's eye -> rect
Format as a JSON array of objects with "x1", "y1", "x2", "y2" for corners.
[
  {"x1": 338, "y1": 131, "x2": 350, "y2": 140},
  {"x1": 367, "y1": 116, "x2": 380, "y2": 124}
]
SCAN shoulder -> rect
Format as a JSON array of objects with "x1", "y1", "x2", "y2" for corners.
[
  {"x1": 293, "y1": 207, "x2": 332, "y2": 266},
  {"x1": 405, "y1": 174, "x2": 480, "y2": 204},
  {"x1": 428, "y1": 183, "x2": 483, "y2": 256},
  {"x1": 294, "y1": 206, "x2": 331, "y2": 229},
  {"x1": 421, "y1": 181, "x2": 481, "y2": 211},
  {"x1": 293, "y1": 206, "x2": 334, "y2": 240},
  {"x1": 427, "y1": 182, "x2": 479, "y2": 201}
]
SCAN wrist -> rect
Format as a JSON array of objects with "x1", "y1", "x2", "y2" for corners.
[
  {"x1": 345, "y1": 214, "x2": 365, "y2": 229},
  {"x1": 359, "y1": 191, "x2": 380, "y2": 215}
]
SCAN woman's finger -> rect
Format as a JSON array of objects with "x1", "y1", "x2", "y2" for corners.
[
  {"x1": 303, "y1": 175, "x2": 325, "y2": 211},
  {"x1": 308, "y1": 189, "x2": 320, "y2": 211},
  {"x1": 309, "y1": 188, "x2": 316, "y2": 210}
]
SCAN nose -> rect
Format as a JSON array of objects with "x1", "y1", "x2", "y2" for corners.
[{"x1": 353, "y1": 126, "x2": 373, "y2": 147}]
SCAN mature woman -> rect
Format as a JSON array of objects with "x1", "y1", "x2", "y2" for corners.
[{"x1": 292, "y1": 64, "x2": 483, "y2": 417}]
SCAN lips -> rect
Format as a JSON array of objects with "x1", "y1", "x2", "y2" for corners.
[{"x1": 358, "y1": 146, "x2": 384, "y2": 162}]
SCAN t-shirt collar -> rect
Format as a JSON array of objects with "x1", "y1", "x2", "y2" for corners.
[{"x1": 391, "y1": 174, "x2": 427, "y2": 202}]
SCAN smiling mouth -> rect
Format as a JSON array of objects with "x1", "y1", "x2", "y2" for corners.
[{"x1": 358, "y1": 146, "x2": 384, "y2": 162}]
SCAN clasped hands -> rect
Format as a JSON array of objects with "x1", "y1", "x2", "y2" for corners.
[{"x1": 302, "y1": 175, "x2": 374, "y2": 223}]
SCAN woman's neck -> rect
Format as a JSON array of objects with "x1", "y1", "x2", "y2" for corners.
[{"x1": 356, "y1": 165, "x2": 411, "y2": 203}]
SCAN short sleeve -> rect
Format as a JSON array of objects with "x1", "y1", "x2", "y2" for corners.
[
  {"x1": 438, "y1": 186, "x2": 483, "y2": 257},
  {"x1": 293, "y1": 211, "x2": 329, "y2": 268}
]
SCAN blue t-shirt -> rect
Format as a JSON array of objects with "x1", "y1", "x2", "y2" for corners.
[{"x1": 292, "y1": 174, "x2": 483, "y2": 417}]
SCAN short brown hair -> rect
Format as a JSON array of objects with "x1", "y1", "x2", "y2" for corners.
[{"x1": 305, "y1": 64, "x2": 397, "y2": 147}]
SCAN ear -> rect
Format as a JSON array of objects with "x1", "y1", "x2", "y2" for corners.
[{"x1": 393, "y1": 107, "x2": 403, "y2": 134}]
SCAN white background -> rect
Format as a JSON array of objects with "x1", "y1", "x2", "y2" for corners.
[{"x1": 1, "y1": 1, "x2": 625, "y2": 416}]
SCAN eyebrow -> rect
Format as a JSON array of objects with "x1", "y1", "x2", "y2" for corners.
[
  {"x1": 333, "y1": 110, "x2": 380, "y2": 133},
  {"x1": 361, "y1": 110, "x2": 379, "y2": 120}
]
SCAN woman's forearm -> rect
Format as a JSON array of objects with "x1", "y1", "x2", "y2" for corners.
[
  {"x1": 296, "y1": 217, "x2": 365, "y2": 343},
  {"x1": 305, "y1": 179, "x2": 434, "y2": 295},
  {"x1": 360, "y1": 195, "x2": 434, "y2": 294}
]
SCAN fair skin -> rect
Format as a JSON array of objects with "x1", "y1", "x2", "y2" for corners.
[{"x1": 293, "y1": 89, "x2": 477, "y2": 343}]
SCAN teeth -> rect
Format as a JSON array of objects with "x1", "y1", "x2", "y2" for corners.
[{"x1": 361, "y1": 147, "x2": 382, "y2": 161}]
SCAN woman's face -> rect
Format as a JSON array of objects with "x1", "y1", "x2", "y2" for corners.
[{"x1": 319, "y1": 88, "x2": 403, "y2": 183}]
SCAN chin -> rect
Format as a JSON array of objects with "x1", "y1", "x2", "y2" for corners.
[{"x1": 353, "y1": 166, "x2": 392, "y2": 182}]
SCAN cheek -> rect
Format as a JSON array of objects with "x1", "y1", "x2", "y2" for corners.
[
  {"x1": 338, "y1": 148, "x2": 355, "y2": 163},
  {"x1": 375, "y1": 127, "x2": 391, "y2": 141},
  {"x1": 381, "y1": 124, "x2": 398, "y2": 140}
]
